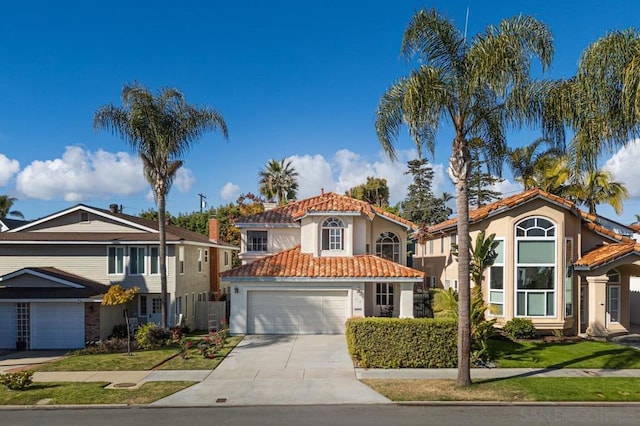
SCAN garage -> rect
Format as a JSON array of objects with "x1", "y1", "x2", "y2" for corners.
[
  {"x1": 247, "y1": 290, "x2": 348, "y2": 334},
  {"x1": 30, "y1": 302, "x2": 85, "y2": 349},
  {"x1": 0, "y1": 303, "x2": 16, "y2": 349}
]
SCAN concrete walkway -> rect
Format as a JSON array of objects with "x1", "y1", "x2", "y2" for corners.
[{"x1": 151, "y1": 335, "x2": 391, "y2": 406}]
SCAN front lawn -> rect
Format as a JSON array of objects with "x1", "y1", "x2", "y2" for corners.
[
  {"x1": 37, "y1": 335, "x2": 243, "y2": 372},
  {"x1": 489, "y1": 339, "x2": 640, "y2": 369},
  {"x1": 364, "y1": 378, "x2": 640, "y2": 402},
  {"x1": 0, "y1": 381, "x2": 195, "y2": 405}
]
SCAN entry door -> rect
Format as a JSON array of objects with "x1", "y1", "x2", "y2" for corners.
[{"x1": 140, "y1": 295, "x2": 162, "y2": 325}]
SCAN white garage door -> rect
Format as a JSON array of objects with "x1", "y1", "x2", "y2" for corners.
[
  {"x1": 248, "y1": 290, "x2": 348, "y2": 334},
  {"x1": 31, "y1": 303, "x2": 85, "y2": 349},
  {"x1": 0, "y1": 303, "x2": 16, "y2": 349}
]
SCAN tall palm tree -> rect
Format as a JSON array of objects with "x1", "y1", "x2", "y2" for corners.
[
  {"x1": 0, "y1": 195, "x2": 25, "y2": 219},
  {"x1": 507, "y1": 138, "x2": 564, "y2": 190},
  {"x1": 94, "y1": 83, "x2": 228, "y2": 328},
  {"x1": 565, "y1": 169, "x2": 629, "y2": 215},
  {"x1": 258, "y1": 158, "x2": 299, "y2": 205},
  {"x1": 375, "y1": 9, "x2": 556, "y2": 386}
]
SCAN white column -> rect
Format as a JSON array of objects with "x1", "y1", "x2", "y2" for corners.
[{"x1": 398, "y1": 282, "x2": 415, "y2": 318}]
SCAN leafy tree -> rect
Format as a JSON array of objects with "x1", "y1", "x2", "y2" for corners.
[
  {"x1": 468, "y1": 138, "x2": 503, "y2": 208},
  {"x1": 258, "y1": 158, "x2": 299, "y2": 205},
  {"x1": 375, "y1": 9, "x2": 555, "y2": 386},
  {"x1": 507, "y1": 138, "x2": 564, "y2": 190},
  {"x1": 0, "y1": 195, "x2": 25, "y2": 219},
  {"x1": 564, "y1": 169, "x2": 629, "y2": 215},
  {"x1": 94, "y1": 83, "x2": 228, "y2": 328},
  {"x1": 102, "y1": 285, "x2": 139, "y2": 355},
  {"x1": 400, "y1": 158, "x2": 450, "y2": 225},
  {"x1": 347, "y1": 176, "x2": 390, "y2": 208}
]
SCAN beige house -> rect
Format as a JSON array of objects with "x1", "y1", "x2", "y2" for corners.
[
  {"x1": 0, "y1": 204, "x2": 236, "y2": 349},
  {"x1": 414, "y1": 189, "x2": 640, "y2": 337},
  {"x1": 222, "y1": 192, "x2": 424, "y2": 335}
]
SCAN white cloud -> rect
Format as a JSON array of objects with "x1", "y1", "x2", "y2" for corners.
[
  {"x1": 490, "y1": 178, "x2": 523, "y2": 197},
  {"x1": 16, "y1": 146, "x2": 147, "y2": 201},
  {"x1": 0, "y1": 154, "x2": 20, "y2": 186},
  {"x1": 604, "y1": 138, "x2": 640, "y2": 197},
  {"x1": 288, "y1": 154, "x2": 335, "y2": 199},
  {"x1": 288, "y1": 149, "x2": 447, "y2": 205},
  {"x1": 174, "y1": 168, "x2": 195, "y2": 193},
  {"x1": 220, "y1": 182, "x2": 240, "y2": 201}
]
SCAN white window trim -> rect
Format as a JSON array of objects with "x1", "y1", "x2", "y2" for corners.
[
  {"x1": 488, "y1": 238, "x2": 505, "y2": 317},
  {"x1": 376, "y1": 282, "x2": 394, "y2": 306},
  {"x1": 178, "y1": 246, "x2": 185, "y2": 275},
  {"x1": 376, "y1": 232, "x2": 400, "y2": 263},
  {"x1": 321, "y1": 217, "x2": 346, "y2": 252},
  {"x1": 107, "y1": 246, "x2": 125, "y2": 275},
  {"x1": 197, "y1": 249, "x2": 203, "y2": 273},
  {"x1": 246, "y1": 230, "x2": 268, "y2": 252},
  {"x1": 149, "y1": 246, "x2": 160, "y2": 275},
  {"x1": 607, "y1": 284, "x2": 621, "y2": 325},
  {"x1": 565, "y1": 237, "x2": 574, "y2": 318},
  {"x1": 129, "y1": 246, "x2": 146, "y2": 276},
  {"x1": 514, "y1": 217, "x2": 557, "y2": 318}
]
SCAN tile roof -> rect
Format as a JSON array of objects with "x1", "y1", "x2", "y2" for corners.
[
  {"x1": 237, "y1": 192, "x2": 417, "y2": 229},
  {"x1": 221, "y1": 246, "x2": 424, "y2": 280},
  {"x1": 574, "y1": 243, "x2": 640, "y2": 270}
]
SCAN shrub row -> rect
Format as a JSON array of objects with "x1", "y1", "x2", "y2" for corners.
[{"x1": 346, "y1": 317, "x2": 457, "y2": 368}]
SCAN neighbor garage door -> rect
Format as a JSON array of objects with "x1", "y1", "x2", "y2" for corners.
[
  {"x1": 30, "y1": 303, "x2": 85, "y2": 349},
  {"x1": 0, "y1": 303, "x2": 16, "y2": 349},
  {"x1": 248, "y1": 290, "x2": 348, "y2": 334}
]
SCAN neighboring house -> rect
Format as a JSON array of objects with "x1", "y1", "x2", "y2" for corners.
[
  {"x1": 0, "y1": 204, "x2": 237, "y2": 350},
  {"x1": 415, "y1": 188, "x2": 640, "y2": 338},
  {"x1": 221, "y1": 191, "x2": 424, "y2": 335},
  {"x1": 0, "y1": 218, "x2": 30, "y2": 232}
]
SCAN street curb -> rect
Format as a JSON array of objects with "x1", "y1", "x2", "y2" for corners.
[
  {"x1": 0, "y1": 404, "x2": 129, "y2": 410},
  {"x1": 397, "y1": 401, "x2": 640, "y2": 407}
]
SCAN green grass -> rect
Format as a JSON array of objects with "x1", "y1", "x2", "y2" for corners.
[
  {"x1": 490, "y1": 338, "x2": 640, "y2": 369},
  {"x1": 0, "y1": 381, "x2": 195, "y2": 405},
  {"x1": 364, "y1": 378, "x2": 640, "y2": 402},
  {"x1": 37, "y1": 347, "x2": 179, "y2": 371}
]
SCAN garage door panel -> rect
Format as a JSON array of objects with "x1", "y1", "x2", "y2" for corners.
[
  {"x1": 248, "y1": 290, "x2": 347, "y2": 334},
  {"x1": 31, "y1": 303, "x2": 85, "y2": 349},
  {"x1": 0, "y1": 303, "x2": 16, "y2": 349}
]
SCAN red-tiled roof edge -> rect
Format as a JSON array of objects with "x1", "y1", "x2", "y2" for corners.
[{"x1": 574, "y1": 242, "x2": 640, "y2": 270}]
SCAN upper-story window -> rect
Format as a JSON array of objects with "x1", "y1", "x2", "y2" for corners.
[
  {"x1": 322, "y1": 217, "x2": 345, "y2": 251},
  {"x1": 149, "y1": 246, "x2": 160, "y2": 275},
  {"x1": 515, "y1": 217, "x2": 556, "y2": 317},
  {"x1": 108, "y1": 247, "x2": 125, "y2": 275},
  {"x1": 376, "y1": 232, "x2": 400, "y2": 263},
  {"x1": 129, "y1": 247, "x2": 146, "y2": 275},
  {"x1": 247, "y1": 230, "x2": 268, "y2": 252}
]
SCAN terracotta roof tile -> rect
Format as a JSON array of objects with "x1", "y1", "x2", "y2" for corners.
[
  {"x1": 238, "y1": 192, "x2": 416, "y2": 229},
  {"x1": 221, "y1": 246, "x2": 424, "y2": 279},
  {"x1": 574, "y1": 243, "x2": 640, "y2": 270}
]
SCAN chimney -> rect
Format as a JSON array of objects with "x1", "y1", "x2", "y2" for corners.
[
  {"x1": 321, "y1": 188, "x2": 324, "y2": 195},
  {"x1": 109, "y1": 204, "x2": 119, "y2": 214},
  {"x1": 209, "y1": 218, "x2": 219, "y2": 242}
]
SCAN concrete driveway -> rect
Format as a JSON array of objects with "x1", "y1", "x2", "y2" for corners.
[
  {"x1": 152, "y1": 334, "x2": 390, "y2": 406},
  {"x1": 0, "y1": 350, "x2": 68, "y2": 373}
]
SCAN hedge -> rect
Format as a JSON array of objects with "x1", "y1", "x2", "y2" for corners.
[{"x1": 346, "y1": 317, "x2": 458, "y2": 368}]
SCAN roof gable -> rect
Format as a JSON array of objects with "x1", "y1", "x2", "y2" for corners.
[
  {"x1": 0, "y1": 267, "x2": 109, "y2": 299},
  {"x1": 237, "y1": 192, "x2": 417, "y2": 230}
]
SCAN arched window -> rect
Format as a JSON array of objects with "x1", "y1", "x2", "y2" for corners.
[
  {"x1": 515, "y1": 217, "x2": 556, "y2": 317},
  {"x1": 376, "y1": 232, "x2": 400, "y2": 263},
  {"x1": 322, "y1": 217, "x2": 345, "y2": 251}
]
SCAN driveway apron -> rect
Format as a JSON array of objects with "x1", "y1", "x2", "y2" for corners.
[{"x1": 152, "y1": 334, "x2": 390, "y2": 406}]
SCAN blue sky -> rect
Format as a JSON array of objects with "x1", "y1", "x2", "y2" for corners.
[{"x1": 2, "y1": 0, "x2": 640, "y2": 223}]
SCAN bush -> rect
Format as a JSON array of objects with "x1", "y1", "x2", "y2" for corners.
[
  {"x1": 503, "y1": 317, "x2": 537, "y2": 340},
  {"x1": 346, "y1": 317, "x2": 457, "y2": 368},
  {"x1": 135, "y1": 323, "x2": 172, "y2": 350},
  {"x1": 0, "y1": 370, "x2": 33, "y2": 390},
  {"x1": 110, "y1": 324, "x2": 129, "y2": 339},
  {"x1": 74, "y1": 338, "x2": 138, "y2": 355}
]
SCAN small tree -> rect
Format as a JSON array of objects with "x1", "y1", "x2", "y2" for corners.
[{"x1": 102, "y1": 285, "x2": 139, "y2": 355}]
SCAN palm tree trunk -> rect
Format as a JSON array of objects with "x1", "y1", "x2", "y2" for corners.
[
  {"x1": 157, "y1": 189, "x2": 169, "y2": 329},
  {"x1": 451, "y1": 136, "x2": 472, "y2": 387}
]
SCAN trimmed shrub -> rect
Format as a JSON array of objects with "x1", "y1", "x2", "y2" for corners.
[
  {"x1": 110, "y1": 324, "x2": 128, "y2": 339},
  {"x1": 135, "y1": 323, "x2": 172, "y2": 350},
  {"x1": 503, "y1": 317, "x2": 537, "y2": 340},
  {"x1": 346, "y1": 317, "x2": 457, "y2": 368},
  {"x1": 0, "y1": 370, "x2": 33, "y2": 390},
  {"x1": 75, "y1": 338, "x2": 138, "y2": 355}
]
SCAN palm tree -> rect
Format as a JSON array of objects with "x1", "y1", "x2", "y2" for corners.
[
  {"x1": 375, "y1": 9, "x2": 555, "y2": 386},
  {"x1": 0, "y1": 195, "x2": 25, "y2": 219},
  {"x1": 565, "y1": 169, "x2": 629, "y2": 215},
  {"x1": 507, "y1": 138, "x2": 564, "y2": 190},
  {"x1": 258, "y1": 158, "x2": 299, "y2": 205},
  {"x1": 94, "y1": 83, "x2": 228, "y2": 328}
]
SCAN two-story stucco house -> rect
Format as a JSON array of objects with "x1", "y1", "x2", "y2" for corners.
[
  {"x1": 221, "y1": 191, "x2": 425, "y2": 335},
  {"x1": 0, "y1": 204, "x2": 236, "y2": 350},
  {"x1": 415, "y1": 188, "x2": 640, "y2": 338}
]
